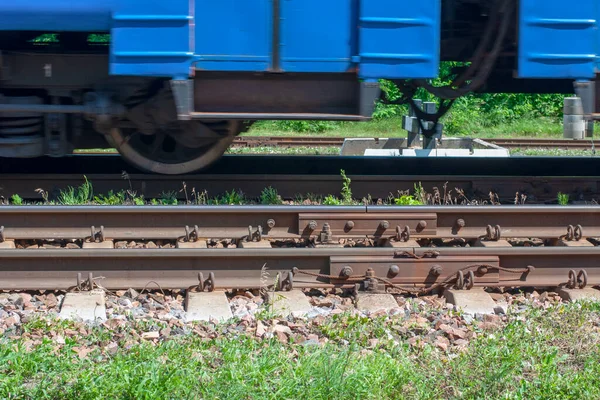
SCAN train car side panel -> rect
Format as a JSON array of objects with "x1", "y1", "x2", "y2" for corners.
[
  {"x1": 358, "y1": 0, "x2": 441, "y2": 79},
  {"x1": 110, "y1": 0, "x2": 194, "y2": 78},
  {"x1": 0, "y1": 0, "x2": 115, "y2": 31},
  {"x1": 597, "y1": 2, "x2": 600, "y2": 73},
  {"x1": 518, "y1": 0, "x2": 597, "y2": 79},
  {"x1": 194, "y1": 0, "x2": 273, "y2": 72},
  {"x1": 279, "y1": 0, "x2": 355, "y2": 73}
]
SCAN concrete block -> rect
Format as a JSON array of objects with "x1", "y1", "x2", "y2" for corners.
[
  {"x1": 471, "y1": 149, "x2": 510, "y2": 157},
  {"x1": 340, "y1": 138, "x2": 406, "y2": 156},
  {"x1": 403, "y1": 149, "x2": 437, "y2": 157},
  {"x1": 238, "y1": 240, "x2": 272, "y2": 248},
  {"x1": 176, "y1": 240, "x2": 208, "y2": 249},
  {"x1": 184, "y1": 291, "x2": 233, "y2": 322},
  {"x1": 474, "y1": 239, "x2": 513, "y2": 247},
  {"x1": 356, "y1": 293, "x2": 398, "y2": 313},
  {"x1": 436, "y1": 149, "x2": 471, "y2": 157},
  {"x1": 266, "y1": 289, "x2": 312, "y2": 317},
  {"x1": 59, "y1": 290, "x2": 107, "y2": 322},
  {"x1": 384, "y1": 239, "x2": 421, "y2": 248},
  {"x1": 314, "y1": 243, "x2": 344, "y2": 248},
  {"x1": 444, "y1": 288, "x2": 496, "y2": 315},
  {"x1": 0, "y1": 240, "x2": 15, "y2": 249},
  {"x1": 554, "y1": 239, "x2": 594, "y2": 247},
  {"x1": 340, "y1": 138, "x2": 378, "y2": 156},
  {"x1": 340, "y1": 137, "x2": 506, "y2": 157},
  {"x1": 402, "y1": 148, "x2": 508, "y2": 158},
  {"x1": 556, "y1": 287, "x2": 600, "y2": 302},
  {"x1": 82, "y1": 241, "x2": 114, "y2": 249},
  {"x1": 472, "y1": 138, "x2": 506, "y2": 150},
  {"x1": 364, "y1": 149, "x2": 400, "y2": 157}
]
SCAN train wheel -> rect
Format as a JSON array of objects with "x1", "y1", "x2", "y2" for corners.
[{"x1": 109, "y1": 120, "x2": 239, "y2": 175}]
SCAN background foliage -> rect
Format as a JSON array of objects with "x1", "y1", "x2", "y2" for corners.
[{"x1": 258, "y1": 62, "x2": 568, "y2": 136}]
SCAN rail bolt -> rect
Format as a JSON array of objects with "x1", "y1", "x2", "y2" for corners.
[
  {"x1": 380, "y1": 220, "x2": 390, "y2": 230},
  {"x1": 340, "y1": 266, "x2": 353, "y2": 278},
  {"x1": 267, "y1": 219, "x2": 276, "y2": 228},
  {"x1": 416, "y1": 220, "x2": 427, "y2": 232},
  {"x1": 430, "y1": 264, "x2": 443, "y2": 276},
  {"x1": 308, "y1": 220, "x2": 318, "y2": 230},
  {"x1": 345, "y1": 220, "x2": 355, "y2": 230},
  {"x1": 388, "y1": 264, "x2": 400, "y2": 277}
]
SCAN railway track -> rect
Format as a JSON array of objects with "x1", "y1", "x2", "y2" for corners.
[
  {"x1": 0, "y1": 205, "x2": 599, "y2": 293},
  {"x1": 232, "y1": 136, "x2": 598, "y2": 150},
  {"x1": 1, "y1": 155, "x2": 600, "y2": 204}
]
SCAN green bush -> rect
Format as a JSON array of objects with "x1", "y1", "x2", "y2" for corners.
[{"x1": 372, "y1": 61, "x2": 568, "y2": 136}]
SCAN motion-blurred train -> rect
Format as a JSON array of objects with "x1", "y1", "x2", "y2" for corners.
[{"x1": 0, "y1": 0, "x2": 597, "y2": 174}]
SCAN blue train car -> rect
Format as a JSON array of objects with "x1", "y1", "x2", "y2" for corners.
[{"x1": 0, "y1": 0, "x2": 597, "y2": 173}]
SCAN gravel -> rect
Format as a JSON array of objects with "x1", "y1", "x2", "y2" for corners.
[{"x1": 0, "y1": 287, "x2": 570, "y2": 348}]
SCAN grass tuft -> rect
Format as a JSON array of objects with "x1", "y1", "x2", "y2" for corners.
[
  {"x1": 214, "y1": 189, "x2": 246, "y2": 205},
  {"x1": 557, "y1": 192, "x2": 570, "y2": 205},
  {"x1": 260, "y1": 186, "x2": 283, "y2": 205},
  {"x1": 10, "y1": 194, "x2": 23, "y2": 205},
  {"x1": 57, "y1": 176, "x2": 93, "y2": 205}
]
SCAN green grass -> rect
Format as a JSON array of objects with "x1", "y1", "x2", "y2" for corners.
[
  {"x1": 245, "y1": 115, "x2": 565, "y2": 139},
  {"x1": 56, "y1": 176, "x2": 94, "y2": 205},
  {"x1": 214, "y1": 189, "x2": 246, "y2": 205},
  {"x1": 510, "y1": 148, "x2": 599, "y2": 157},
  {"x1": 260, "y1": 186, "x2": 283, "y2": 205},
  {"x1": 463, "y1": 117, "x2": 564, "y2": 138},
  {"x1": 245, "y1": 118, "x2": 407, "y2": 138},
  {"x1": 9, "y1": 194, "x2": 23, "y2": 206},
  {"x1": 557, "y1": 192, "x2": 570, "y2": 205},
  {"x1": 226, "y1": 145, "x2": 339, "y2": 155},
  {"x1": 1, "y1": 301, "x2": 599, "y2": 399}
]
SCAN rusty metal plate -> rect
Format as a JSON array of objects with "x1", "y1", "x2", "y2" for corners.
[
  {"x1": 411, "y1": 247, "x2": 600, "y2": 287},
  {"x1": 330, "y1": 255, "x2": 499, "y2": 286},
  {"x1": 367, "y1": 206, "x2": 600, "y2": 238},
  {"x1": 299, "y1": 212, "x2": 437, "y2": 237}
]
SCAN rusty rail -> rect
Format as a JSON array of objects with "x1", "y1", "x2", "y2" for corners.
[
  {"x1": 0, "y1": 245, "x2": 598, "y2": 291},
  {"x1": 0, "y1": 205, "x2": 599, "y2": 240},
  {"x1": 0, "y1": 205, "x2": 599, "y2": 291}
]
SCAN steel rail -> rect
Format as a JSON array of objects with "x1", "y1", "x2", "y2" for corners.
[
  {"x1": 231, "y1": 136, "x2": 598, "y2": 150},
  {"x1": 0, "y1": 247, "x2": 598, "y2": 290},
  {"x1": 0, "y1": 205, "x2": 599, "y2": 240},
  {"x1": 490, "y1": 138, "x2": 597, "y2": 150}
]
